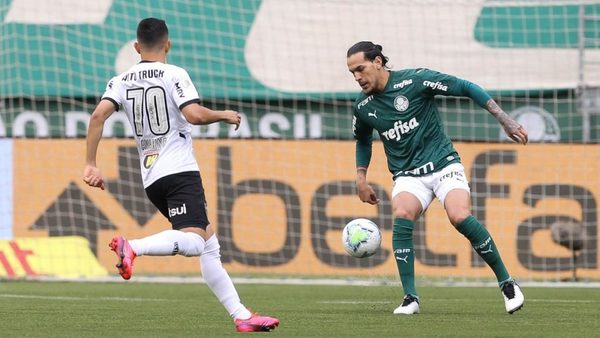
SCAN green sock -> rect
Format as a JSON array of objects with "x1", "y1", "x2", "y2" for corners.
[
  {"x1": 392, "y1": 218, "x2": 417, "y2": 297},
  {"x1": 456, "y1": 215, "x2": 510, "y2": 285}
]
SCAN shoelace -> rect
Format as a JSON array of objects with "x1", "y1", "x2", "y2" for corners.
[
  {"x1": 502, "y1": 283, "x2": 515, "y2": 299},
  {"x1": 402, "y1": 296, "x2": 417, "y2": 306}
]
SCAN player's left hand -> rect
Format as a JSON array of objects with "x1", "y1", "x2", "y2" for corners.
[
  {"x1": 223, "y1": 110, "x2": 241, "y2": 130},
  {"x1": 83, "y1": 165, "x2": 106, "y2": 190}
]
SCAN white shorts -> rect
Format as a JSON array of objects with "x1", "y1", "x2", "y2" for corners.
[{"x1": 391, "y1": 162, "x2": 470, "y2": 211}]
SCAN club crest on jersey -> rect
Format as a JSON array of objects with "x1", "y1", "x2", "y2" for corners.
[
  {"x1": 143, "y1": 153, "x2": 159, "y2": 169},
  {"x1": 394, "y1": 95, "x2": 409, "y2": 112}
]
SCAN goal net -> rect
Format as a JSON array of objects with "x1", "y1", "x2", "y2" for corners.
[{"x1": 1, "y1": 0, "x2": 599, "y2": 283}]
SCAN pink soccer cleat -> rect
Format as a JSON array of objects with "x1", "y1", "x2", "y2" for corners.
[
  {"x1": 235, "y1": 313, "x2": 280, "y2": 332},
  {"x1": 109, "y1": 236, "x2": 137, "y2": 280}
]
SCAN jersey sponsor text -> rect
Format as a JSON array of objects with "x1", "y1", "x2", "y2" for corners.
[
  {"x1": 399, "y1": 161, "x2": 435, "y2": 176},
  {"x1": 357, "y1": 95, "x2": 373, "y2": 109},
  {"x1": 393, "y1": 79, "x2": 413, "y2": 89},
  {"x1": 140, "y1": 136, "x2": 167, "y2": 151},
  {"x1": 423, "y1": 80, "x2": 448, "y2": 91},
  {"x1": 381, "y1": 117, "x2": 419, "y2": 141}
]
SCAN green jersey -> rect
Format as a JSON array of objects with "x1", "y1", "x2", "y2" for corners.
[{"x1": 353, "y1": 68, "x2": 491, "y2": 179}]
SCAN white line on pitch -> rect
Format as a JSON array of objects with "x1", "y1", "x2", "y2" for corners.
[
  {"x1": 526, "y1": 299, "x2": 596, "y2": 303},
  {"x1": 0, "y1": 294, "x2": 173, "y2": 302},
  {"x1": 320, "y1": 298, "x2": 596, "y2": 305},
  {"x1": 423, "y1": 298, "x2": 597, "y2": 304},
  {"x1": 318, "y1": 301, "x2": 392, "y2": 304}
]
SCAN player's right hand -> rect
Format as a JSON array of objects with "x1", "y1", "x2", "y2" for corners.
[
  {"x1": 503, "y1": 121, "x2": 529, "y2": 145},
  {"x1": 83, "y1": 165, "x2": 106, "y2": 190},
  {"x1": 357, "y1": 182, "x2": 380, "y2": 205}
]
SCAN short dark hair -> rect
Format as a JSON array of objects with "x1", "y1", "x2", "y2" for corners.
[
  {"x1": 137, "y1": 18, "x2": 169, "y2": 48},
  {"x1": 347, "y1": 41, "x2": 389, "y2": 68}
]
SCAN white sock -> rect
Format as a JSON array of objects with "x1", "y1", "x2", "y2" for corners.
[
  {"x1": 201, "y1": 235, "x2": 252, "y2": 320},
  {"x1": 129, "y1": 230, "x2": 205, "y2": 257}
]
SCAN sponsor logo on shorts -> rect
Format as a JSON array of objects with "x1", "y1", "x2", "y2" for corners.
[
  {"x1": 439, "y1": 170, "x2": 465, "y2": 182},
  {"x1": 168, "y1": 203, "x2": 187, "y2": 218}
]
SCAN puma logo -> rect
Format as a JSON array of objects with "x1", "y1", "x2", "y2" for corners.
[
  {"x1": 480, "y1": 245, "x2": 493, "y2": 254},
  {"x1": 368, "y1": 110, "x2": 377, "y2": 119},
  {"x1": 396, "y1": 255, "x2": 408, "y2": 263}
]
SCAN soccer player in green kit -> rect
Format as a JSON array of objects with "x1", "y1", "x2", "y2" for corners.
[{"x1": 347, "y1": 41, "x2": 528, "y2": 315}]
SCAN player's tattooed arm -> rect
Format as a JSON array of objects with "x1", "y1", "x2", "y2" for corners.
[{"x1": 485, "y1": 99, "x2": 529, "y2": 145}]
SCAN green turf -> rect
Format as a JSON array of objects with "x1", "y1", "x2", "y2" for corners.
[{"x1": 0, "y1": 281, "x2": 598, "y2": 337}]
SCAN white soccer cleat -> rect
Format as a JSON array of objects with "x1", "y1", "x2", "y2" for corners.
[
  {"x1": 501, "y1": 280, "x2": 524, "y2": 314},
  {"x1": 393, "y1": 295, "x2": 420, "y2": 315}
]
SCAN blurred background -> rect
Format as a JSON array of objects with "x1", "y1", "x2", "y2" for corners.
[{"x1": 1, "y1": 0, "x2": 599, "y2": 284}]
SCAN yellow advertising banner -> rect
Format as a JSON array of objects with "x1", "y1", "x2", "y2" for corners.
[
  {"x1": 11, "y1": 140, "x2": 600, "y2": 280},
  {"x1": 0, "y1": 237, "x2": 107, "y2": 278}
]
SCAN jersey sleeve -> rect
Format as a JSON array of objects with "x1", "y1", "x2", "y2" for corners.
[
  {"x1": 101, "y1": 76, "x2": 121, "y2": 111},
  {"x1": 353, "y1": 110, "x2": 373, "y2": 169},
  {"x1": 417, "y1": 68, "x2": 491, "y2": 106},
  {"x1": 171, "y1": 68, "x2": 201, "y2": 110}
]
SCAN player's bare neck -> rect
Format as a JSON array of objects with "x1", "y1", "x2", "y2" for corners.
[
  {"x1": 140, "y1": 51, "x2": 166, "y2": 63},
  {"x1": 375, "y1": 71, "x2": 390, "y2": 93}
]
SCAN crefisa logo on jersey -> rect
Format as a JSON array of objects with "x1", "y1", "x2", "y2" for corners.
[
  {"x1": 394, "y1": 95, "x2": 409, "y2": 112},
  {"x1": 393, "y1": 79, "x2": 413, "y2": 89}
]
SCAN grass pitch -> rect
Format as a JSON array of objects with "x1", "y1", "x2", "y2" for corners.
[{"x1": 0, "y1": 280, "x2": 598, "y2": 337}]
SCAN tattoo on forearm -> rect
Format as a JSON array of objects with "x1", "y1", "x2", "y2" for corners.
[{"x1": 485, "y1": 99, "x2": 513, "y2": 126}]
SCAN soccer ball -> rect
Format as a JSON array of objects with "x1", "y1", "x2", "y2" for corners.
[{"x1": 342, "y1": 218, "x2": 381, "y2": 258}]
